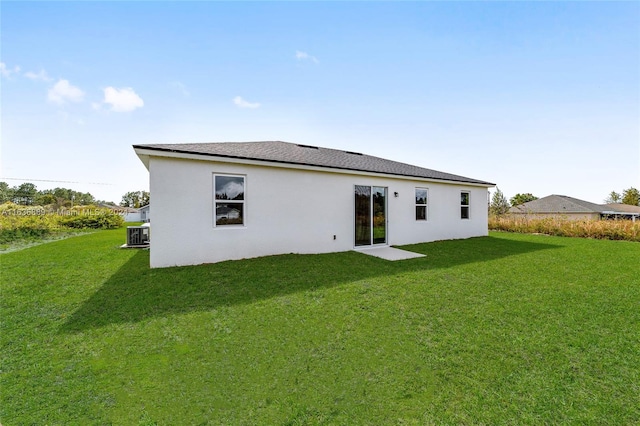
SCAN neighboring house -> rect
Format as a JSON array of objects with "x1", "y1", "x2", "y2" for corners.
[
  {"x1": 509, "y1": 195, "x2": 640, "y2": 221},
  {"x1": 122, "y1": 207, "x2": 142, "y2": 222},
  {"x1": 134, "y1": 141, "x2": 494, "y2": 268},
  {"x1": 100, "y1": 204, "x2": 141, "y2": 222},
  {"x1": 139, "y1": 204, "x2": 150, "y2": 222},
  {"x1": 215, "y1": 205, "x2": 241, "y2": 223},
  {"x1": 601, "y1": 203, "x2": 640, "y2": 220}
]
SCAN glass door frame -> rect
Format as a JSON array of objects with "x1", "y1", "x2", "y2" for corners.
[{"x1": 354, "y1": 185, "x2": 388, "y2": 247}]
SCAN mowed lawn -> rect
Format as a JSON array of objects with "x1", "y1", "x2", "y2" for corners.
[{"x1": 2, "y1": 229, "x2": 639, "y2": 425}]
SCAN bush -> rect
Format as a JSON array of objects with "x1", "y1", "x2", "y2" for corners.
[
  {"x1": 0, "y1": 228, "x2": 53, "y2": 244},
  {"x1": 0, "y1": 204, "x2": 61, "y2": 244},
  {"x1": 0, "y1": 203, "x2": 124, "y2": 244},
  {"x1": 489, "y1": 215, "x2": 640, "y2": 242},
  {"x1": 59, "y1": 211, "x2": 124, "y2": 229}
]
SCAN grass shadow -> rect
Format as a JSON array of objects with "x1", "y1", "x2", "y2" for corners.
[{"x1": 61, "y1": 236, "x2": 560, "y2": 332}]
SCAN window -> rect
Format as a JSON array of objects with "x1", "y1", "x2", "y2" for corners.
[
  {"x1": 461, "y1": 191, "x2": 470, "y2": 219},
  {"x1": 214, "y1": 175, "x2": 245, "y2": 226},
  {"x1": 415, "y1": 188, "x2": 428, "y2": 220}
]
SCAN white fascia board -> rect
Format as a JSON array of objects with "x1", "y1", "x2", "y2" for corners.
[
  {"x1": 138, "y1": 154, "x2": 150, "y2": 170},
  {"x1": 602, "y1": 210, "x2": 640, "y2": 216},
  {"x1": 134, "y1": 149, "x2": 151, "y2": 170},
  {"x1": 133, "y1": 147, "x2": 494, "y2": 188}
]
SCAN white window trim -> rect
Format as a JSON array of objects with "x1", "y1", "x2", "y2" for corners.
[
  {"x1": 461, "y1": 191, "x2": 470, "y2": 220},
  {"x1": 415, "y1": 187, "x2": 428, "y2": 221},
  {"x1": 213, "y1": 173, "x2": 246, "y2": 228}
]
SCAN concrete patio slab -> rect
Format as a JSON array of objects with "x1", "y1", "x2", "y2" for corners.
[{"x1": 354, "y1": 246, "x2": 426, "y2": 261}]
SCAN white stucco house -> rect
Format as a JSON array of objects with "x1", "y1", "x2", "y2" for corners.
[
  {"x1": 120, "y1": 206, "x2": 142, "y2": 222},
  {"x1": 133, "y1": 141, "x2": 494, "y2": 268},
  {"x1": 139, "y1": 204, "x2": 150, "y2": 222}
]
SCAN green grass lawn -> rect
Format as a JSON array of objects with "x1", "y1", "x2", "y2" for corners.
[{"x1": 2, "y1": 229, "x2": 639, "y2": 425}]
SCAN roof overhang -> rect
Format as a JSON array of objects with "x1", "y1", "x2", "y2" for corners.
[
  {"x1": 601, "y1": 211, "x2": 640, "y2": 216},
  {"x1": 134, "y1": 146, "x2": 495, "y2": 188}
]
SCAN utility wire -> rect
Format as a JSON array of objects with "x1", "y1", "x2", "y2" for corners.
[{"x1": 0, "y1": 177, "x2": 114, "y2": 186}]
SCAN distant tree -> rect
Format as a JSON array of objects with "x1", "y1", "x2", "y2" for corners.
[
  {"x1": 120, "y1": 191, "x2": 137, "y2": 208},
  {"x1": 510, "y1": 193, "x2": 538, "y2": 207},
  {"x1": 29, "y1": 187, "x2": 94, "y2": 206},
  {"x1": 75, "y1": 191, "x2": 95, "y2": 205},
  {"x1": 13, "y1": 183, "x2": 38, "y2": 205},
  {"x1": 36, "y1": 193, "x2": 57, "y2": 205},
  {"x1": 52, "y1": 187, "x2": 73, "y2": 200},
  {"x1": 622, "y1": 187, "x2": 640, "y2": 206},
  {"x1": 0, "y1": 182, "x2": 13, "y2": 203},
  {"x1": 490, "y1": 187, "x2": 510, "y2": 216},
  {"x1": 604, "y1": 191, "x2": 622, "y2": 204},
  {"x1": 0, "y1": 182, "x2": 98, "y2": 206},
  {"x1": 120, "y1": 190, "x2": 150, "y2": 208}
]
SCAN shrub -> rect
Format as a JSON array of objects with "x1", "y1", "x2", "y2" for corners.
[
  {"x1": 489, "y1": 216, "x2": 640, "y2": 242},
  {"x1": 59, "y1": 210, "x2": 124, "y2": 229},
  {"x1": 0, "y1": 228, "x2": 53, "y2": 244},
  {"x1": 0, "y1": 203, "x2": 124, "y2": 244},
  {"x1": 0, "y1": 204, "x2": 62, "y2": 243}
]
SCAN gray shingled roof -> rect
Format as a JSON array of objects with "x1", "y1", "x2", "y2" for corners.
[
  {"x1": 602, "y1": 203, "x2": 640, "y2": 213},
  {"x1": 510, "y1": 195, "x2": 606, "y2": 214},
  {"x1": 134, "y1": 141, "x2": 494, "y2": 186}
]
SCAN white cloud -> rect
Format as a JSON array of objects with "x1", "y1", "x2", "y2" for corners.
[
  {"x1": 233, "y1": 96, "x2": 260, "y2": 109},
  {"x1": 48, "y1": 79, "x2": 85, "y2": 104},
  {"x1": 295, "y1": 51, "x2": 319, "y2": 64},
  {"x1": 103, "y1": 86, "x2": 144, "y2": 112},
  {"x1": 0, "y1": 62, "x2": 21, "y2": 78},
  {"x1": 171, "y1": 81, "x2": 190, "y2": 96},
  {"x1": 217, "y1": 181, "x2": 244, "y2": 199},
  {"x1": 25, "y1": 69, "x2": 52, "y2": 82}
]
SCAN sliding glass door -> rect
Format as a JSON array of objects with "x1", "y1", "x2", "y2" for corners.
[
  {"x1": 355, "y1": 186, "x2": 372, "y2": 246},
  {"x1": 372, "y1": 187, "x2": 387, "y2": 244},
  {"x1": 355, "y1": 185, "x2": 387, "y2": 246}
]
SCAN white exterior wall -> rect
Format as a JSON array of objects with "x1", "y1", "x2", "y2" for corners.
[
  {"x1": 149, "y1": 156, "x2": 489, "y2": 268},
  {"x1": 139, "y1": 206, "x2": 150, "y2": 222},
  {"x1": 124, "y1": 212, "x2": 142, "y2": 222}
]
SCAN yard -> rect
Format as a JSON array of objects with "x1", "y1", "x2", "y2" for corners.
[{"x1": 2, "y1": 229, "x2": 639, "y2": 424}]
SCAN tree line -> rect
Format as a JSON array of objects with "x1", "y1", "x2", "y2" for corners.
[
  {"x1": 490, "y1": 187, "x2": 640, "y2": 216},
  {"x1": 0, "y1": 182, "x2": 149, "y2": 208},
  {"x1": 604, "y1": 188, "x2": 640, "y2": 206}
]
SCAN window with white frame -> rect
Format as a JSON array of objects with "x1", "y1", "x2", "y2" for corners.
[
  {"x1": 461, "y1": 191, "x2": 470, "y2": 219},
  {"x1": 214, "y1": 174, "x2": 245, "y2": 226},
  {"x1": 415, "y1": 188, "x2": 428, "y2": 220}
]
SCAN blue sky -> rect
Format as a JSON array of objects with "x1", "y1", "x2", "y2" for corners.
[{"x1": 2, "y1": 2, "x2": 638, "y2": 204}]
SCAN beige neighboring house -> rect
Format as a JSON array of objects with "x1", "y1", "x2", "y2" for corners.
[
  {"x1": 509, "y1": 194, "x2": 640, "y2": 221},
  {"x1": 601, "y1": 203, "x2": 640, "y2": 220}
]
